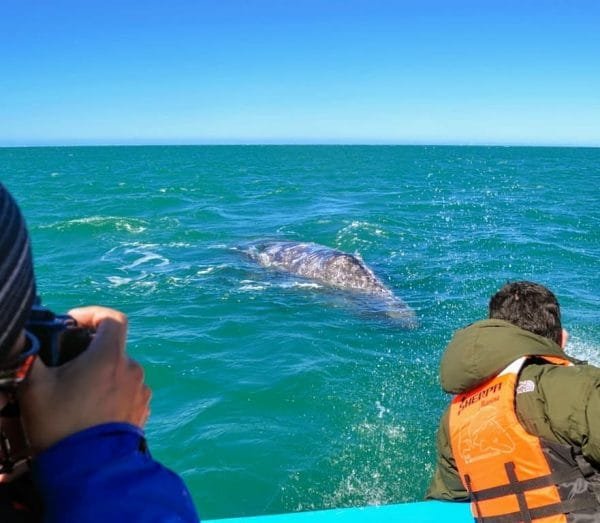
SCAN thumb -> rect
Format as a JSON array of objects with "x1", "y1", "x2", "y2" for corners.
[
  {"x1": 68, "y1": 307, "x2": 128, "y2": 360},
  {"x1": 83, "y1": 317, "x2": 127, "y2": 365}
]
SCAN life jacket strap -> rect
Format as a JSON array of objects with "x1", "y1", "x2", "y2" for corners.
[
  {"x1": 466, "y1": 460, "x2": 598, "y2": 523},
  {"x1": 467, "y1": 471, "x2": 556, "y2": 501},
  {"x1": 464, "y1": 474, "x2": 483, "y2": 521},
  {"x1": 474, "y1": 496, "x2": 599, "y2": 523},
  {"x1": 505, "y1": 462, "x2": 532, "y2": 522}
]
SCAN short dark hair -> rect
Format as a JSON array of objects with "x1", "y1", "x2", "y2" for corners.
[{"x1": 489, "y1": 281, "x2": 562, "y2": 345}]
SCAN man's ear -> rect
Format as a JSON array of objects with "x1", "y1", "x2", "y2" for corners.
[{"x1": 560, "y1": 328, "x2": 569, "y2": 349}]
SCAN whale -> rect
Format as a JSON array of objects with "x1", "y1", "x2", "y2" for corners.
[{"x1": 244, "y1": 241, "x2": 417, "y2": 327}]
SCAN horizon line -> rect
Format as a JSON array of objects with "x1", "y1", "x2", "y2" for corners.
[{"x1": 1, "y1": 140, "x2": 599, "y2": 149}]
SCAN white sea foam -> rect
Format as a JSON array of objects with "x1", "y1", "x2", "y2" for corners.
[
  {"x1": 106, "y1": 272, "x2": 160, "y2": 292},
  {"x1": 568, "y1": 338, "x2": 600, "y2": 366},
  {"x1": 133, "y1": 280, "x2": 158, "y2": 292},
  {"x1": 278, "y1": 281, "x2": 323, "y2": 290},
  {"x1": 355, "y1": 420, "x2": 407, "y2": 442},
  {"x1": 121, "y1": 251, "x2": 169, "y2": 270},
  {"x1": 40, "y1": 216, "x2": 147, "y2": 233},
  {"x1": 335, "y1": 220, "x2": 389, "y2": 247},
  {"x1": 375, "y1": 400, "x2": 390, "y2": 419},
  {"x1": 239, "y1": 282, "x2": 269, "y2": 291},
  {"x1": 196, "y1": 264, "x2": 230, "y2": 276},
  {"x1": 107, "y1": 276, "x2": 133, "y2": 286},
  {"x1": 102, "y1": 243, "x2": 171, "y2": 271}
]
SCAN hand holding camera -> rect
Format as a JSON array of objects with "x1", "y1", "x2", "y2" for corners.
[{"x1": 18, "y1": 305, "x2": 151, "y2": 454}]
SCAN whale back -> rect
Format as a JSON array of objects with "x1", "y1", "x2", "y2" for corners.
[
  {"x1": 246, "y1": 241, "x2": 418, "y2": 328},
  {"x1": 251, "y1": 242, "x2": 389, "y2": 295}
]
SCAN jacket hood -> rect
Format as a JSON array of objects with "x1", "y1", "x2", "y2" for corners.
[{"x1": 440, "y1": 319, "x2": 579, "y2": 394}]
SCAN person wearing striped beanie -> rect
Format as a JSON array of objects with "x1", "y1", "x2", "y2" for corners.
[
  {"x1": 0, "y1": 183, "x2": 36, "y2": 367},
  {"x1": 0, "y1": 183, "x2": 198, "y2": 522}
]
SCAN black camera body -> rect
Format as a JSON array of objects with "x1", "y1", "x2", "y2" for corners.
[{"x1": 26, "y1": 298, "x2": 94, "y2": 367}]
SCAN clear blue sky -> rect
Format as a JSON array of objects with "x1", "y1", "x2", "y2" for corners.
[{"x1": 2, "y1": 0, "x2": 599, "y2": 146}]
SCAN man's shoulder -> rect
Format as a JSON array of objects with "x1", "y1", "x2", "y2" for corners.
[
  {"x1": 521, "y1": 360, "x2": 600, "y2": 402},
  {"x1": 517, "y1": 361, "x2": 600, "y2": 444},
  {"x1": 525, "y1": 359, "x2": 600, "y2": 383}
]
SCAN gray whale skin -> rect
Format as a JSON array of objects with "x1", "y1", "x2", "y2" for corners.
[{"x1": 245, "y1": 241, "x2": 417, "y2": 328}]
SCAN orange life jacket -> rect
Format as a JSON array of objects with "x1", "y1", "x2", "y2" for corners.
[{"x1": 449, "y1": 356, "x2": 600, "y2": 522}]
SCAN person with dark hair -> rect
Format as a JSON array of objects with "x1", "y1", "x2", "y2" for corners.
[
  {"x1": 488, "y1": 281, "x2": 563, "y2": 345},
  {"x1": 0, "y1": 183, "x2": 199, "y2": 522},
  {"x1": 426, "y1": 281, "x2": 600, "y2": 521}
]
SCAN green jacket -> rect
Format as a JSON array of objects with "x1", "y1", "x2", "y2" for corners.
[{"x1": 426, "y1": 319, "x2": 600, "y2": 500}]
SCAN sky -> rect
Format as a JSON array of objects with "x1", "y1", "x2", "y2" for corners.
[{"x1": 1, "y1": 0, "x2": 599, "y2": 146}]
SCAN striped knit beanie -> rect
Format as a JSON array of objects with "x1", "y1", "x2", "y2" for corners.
[{"x1": 0, "y1": 183, "x2": 36, "y2": 363}]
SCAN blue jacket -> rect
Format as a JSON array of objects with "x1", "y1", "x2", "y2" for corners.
[{"x1": 32, "y1": 423, "x2": 199, "y2": 522}]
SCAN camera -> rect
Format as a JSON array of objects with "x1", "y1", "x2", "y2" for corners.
[
  {"x1": 0, "y1": 298, "x2": 94, "y2": 476},
  {"x1": 26, "y1": 297, "x2": 94, "y2": 367}
]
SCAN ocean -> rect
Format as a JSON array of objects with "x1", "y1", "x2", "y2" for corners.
[{"x1": 2, "y1": 145, "x2": 599, "y2": 519}]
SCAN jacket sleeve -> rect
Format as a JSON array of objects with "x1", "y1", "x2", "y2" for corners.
[
  {"x1": 581, "y1": 376, "x2": 600, "y2": 467},
  {"x1": 520, "y1": 364, "x2": 600, "y2": 468},
  {"x1": 425, "y1": 407, "x2": 469, "y2": 501},
  {"x1": 31, "y1": 423, "x2": 199, "y2": 523}
]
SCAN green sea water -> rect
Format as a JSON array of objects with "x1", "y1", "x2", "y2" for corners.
[{"x1": 2, "y1": 145, "x2": 599, "y2": 519}]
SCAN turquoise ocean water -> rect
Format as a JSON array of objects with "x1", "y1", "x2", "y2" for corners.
[{"x1": 2, "y1": 145, "x2": 599, "y2": 519}]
